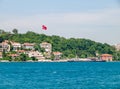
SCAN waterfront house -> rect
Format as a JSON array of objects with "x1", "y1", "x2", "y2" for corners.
[
  {"x1": 17, "y1": 50, "x2": 26, "y2": 54},
  {"x1": 22, "y1": 43, "x2": 35, "y2": 50},
  {"x1": 0, "y1": 42, "x2": 10, "y2": 52},
  {"x1": 40, "y1": 42, "x2": 52, "y2": 58},
  {"x1": 28, "y1": 51, "x2": 45, "y2": 61},
  {"x1": 9, "y1": 54, "x2": 19, "y2": 59},
  {"x1": 11, "y1": 42, "x2": 21, "y2": 51},
  {"x1": 100, "y1": 54, "x2": 112, "y2": 61},
  {"x1": 53, "y1": 52, "x2": 62, "y2": 60}
]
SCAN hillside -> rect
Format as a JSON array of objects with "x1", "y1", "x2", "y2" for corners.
[{"x1": 0, "y1": 30, "x2": 120, "y2": 60}]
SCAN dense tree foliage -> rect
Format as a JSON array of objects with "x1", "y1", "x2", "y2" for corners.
[
  {"x1": 0, "y1": 30, "x2": 119, "y2": 60},
  {"x1": 12, "y1": 28, "x2": 18, "y2": 34}
]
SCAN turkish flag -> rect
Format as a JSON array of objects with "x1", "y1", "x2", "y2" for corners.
[{"x1": 42, "y1": 25, "x2": 47, "y2": 30}]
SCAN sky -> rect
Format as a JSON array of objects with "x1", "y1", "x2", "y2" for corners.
[{"x1": 0, "y1": 0, "x2": 120, "y2": 45}]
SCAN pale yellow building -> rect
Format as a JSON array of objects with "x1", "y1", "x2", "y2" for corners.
[{"x1": 40, "y1": 42, "x2": 52, "y2": 58}]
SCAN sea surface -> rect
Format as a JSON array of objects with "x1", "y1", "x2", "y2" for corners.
[{"x1": 0, "y1": 62, "x2": 120, "y2": 89}]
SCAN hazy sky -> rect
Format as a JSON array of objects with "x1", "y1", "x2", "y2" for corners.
[{"x1": 0, "y1": 0, "x2": 120, "y2": 45}]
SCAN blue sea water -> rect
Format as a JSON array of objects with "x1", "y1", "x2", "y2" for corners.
[{"x1": 0, "y1": 62, "x2": 120, "y2": 89}]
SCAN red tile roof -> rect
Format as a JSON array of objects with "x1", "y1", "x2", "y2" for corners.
[
  {"x1": 17, "y1": 50, "x2": 25, "y2": 52},
  {"x1": 23, "y1": 43, "x2": 35, "y2": 46},
  {"x1": 101, "y1": 54, "x2": 112, "y2": 57},
  {"x1": 9, "y1": 54, "x2": 19, "y2": 57},
  {"x1": 53, "y1": 52, "x2": 62, "y2": 55}
]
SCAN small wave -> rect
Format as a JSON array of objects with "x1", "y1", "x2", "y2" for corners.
[{"x1": 53, "y1": 71, "x2": 57, "y2": 74}]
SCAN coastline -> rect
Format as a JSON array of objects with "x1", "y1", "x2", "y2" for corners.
[{"x1": 0, "y1": 59, "x2": 118, "y2": 63}]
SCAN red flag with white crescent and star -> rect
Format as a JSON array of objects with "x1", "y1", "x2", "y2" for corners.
[{"x1": 42, "y1": 25, "x2": 47, "y2": 30}]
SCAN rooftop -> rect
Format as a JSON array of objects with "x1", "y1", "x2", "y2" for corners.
[{"x1": 101, "y1": 54, "x2": 112, "y2": 57}]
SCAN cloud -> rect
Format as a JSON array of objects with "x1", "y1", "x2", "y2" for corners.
[{"x1": 2, "y1": 8, "x2": 120, "y2": 27}]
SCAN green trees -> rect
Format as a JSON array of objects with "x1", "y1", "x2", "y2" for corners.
[
  {"x1": 12, "y1": 29, "x2": 18, "y2": 34},
  {"x1": 0, "y1": 37, "x2": 4, "y2": 42},
  {"x1": 20, "y1": 53, "x2": 27, "y2": 61},
  {"x1": 0, "y1": 30, "x2": 119, "y2": 60},
  {"x1": 31, "y1": 57, "x2": 38, "y2": 61}
]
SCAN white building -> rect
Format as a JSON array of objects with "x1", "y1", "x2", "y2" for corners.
[
  {"x1": 40, "y1": 42, "x2": 52, "y2": 52},
  {"x1": 114, "y1": 43, "x2": 120, "y2": 51},
  {"x1": 53, "y1": 52, "x2": 62, "y2": 60},
  {"x1": 11, "y1": 42, "x2": 21, "y2": 51},
  {"x1": 22, "y1": 43, "x2": 35, "y2": 50},
  {"x1": 0, "y1": 42, "x2": 10, "y2": 52},
  {"x1": 28, "y1": 51, "x2": 45, "y2": 61},
  {"x1": 40, "y1": 42, "x2": 52, "y2": 58}
]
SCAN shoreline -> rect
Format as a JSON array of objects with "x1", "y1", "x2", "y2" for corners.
[{"x1": 0, "y1": 59, "x2": 119, "y2": 63}]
